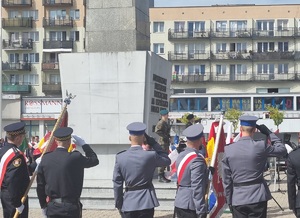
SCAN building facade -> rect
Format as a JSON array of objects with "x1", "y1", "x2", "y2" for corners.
[
  {"x1": 1, "y1": 0, "x2": 86, "y2": 137},
  {"x1": 150, "y1": 4, "x2": 300, "y2": 136}
]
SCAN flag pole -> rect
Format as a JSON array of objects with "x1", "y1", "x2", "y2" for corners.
[
  {"x1": 205, "y1": 110, "x2": 225, "y2": 216},
  {"x1": 13, "y1": 92, "x2": 75, "y2": 218}
]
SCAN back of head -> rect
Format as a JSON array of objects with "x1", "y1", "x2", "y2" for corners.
[
  {"x1": 239, "y1": 115, "x2": 258, "y2": 136},
  {"x1": 4, "y1": 122, "x2": 26, "y2": 145},
  {"x1": 53, "y1": 127, "x2": 73, "y2": 147},
  {"x1": 127, "y1": 122, "x2": 146, "y2": 145},
  {"x1": 182, "y1": 124, "x2": 204, "y2": 148}
]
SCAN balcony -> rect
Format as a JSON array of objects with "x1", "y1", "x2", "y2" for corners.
[
  {"x1": 42, "y1": 83, "x2": 62, "y2": 94},
  {"x1": 43, "y1": 40, "x2": 73, "y2": 51},
  {"x1": 211, "y1": 51, "x2": 252, "y2": 60},
  {"x1": 168, "y1": 51, "x2": 210, "y2": 61},
  {"x1": 43, "y1": 0, "x2": 73, "y2": 6},
  {"x1": 251, "y1": 51, "x2": 294, "y2": 61},
  {"x1": 2, "y1": 83, "x2": 31, "y2": 94},
  {"x1": 42, "y1": 62, "x2": 59, "y2": 71},
  {"x1": 172, "y1": 74, "x2": 210, "y2": 83},
  {"x1": 210, "y1": 28, "x2": 252, "y2": 38},
  {"x1": 168, "y1": 29, "x2": 210, "y2": 40},
  {"x1": 2, "y1": 17, "x2": 33, "y2": 28},
  {"x1": 2, "y1": 0, "x2": 32, "y2": 7},
  {"x1": 2, "y1": 62, "x2": 31, "y2": 71},
  {"x1": 2, "y1": 38, "x2": 33, "y2": 50},
  {"x1": 43, "y1": 18, "x2": 73, "y2": 27}
]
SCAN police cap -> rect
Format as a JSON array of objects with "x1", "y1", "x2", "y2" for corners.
[
  {"x1": 239, "y1": 115, "x2": 259, "y2": 127},
  {"x1": 127, "y1": 122, "x2": 146, "y2": 136},
  {"x1": 53, "y1": 127, "x2": 73, "y2": 141},
  {"x1": 160, "y1": 109, "x2": 169, "y2": 115},
  {"x1": 4, "y1": 122, "x2": 26, "y2": 136},
  {"x1": 182, "y1": 123, "x2": 204, "y2": 141}
]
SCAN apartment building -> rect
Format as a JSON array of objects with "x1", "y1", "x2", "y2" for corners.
[
  {"x1": 1, "y1": 0, "x2": 86, "y2": 136},
  {"x1": 150, "y1": 4, "x2": 300, "y2": 135}
]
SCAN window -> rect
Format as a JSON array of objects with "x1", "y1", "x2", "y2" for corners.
[
  {"x1": 278, "y1": 42, "x2": 288, "y2": 52},
  {"x1": 174, "y1": 65, "x2": 185, "y2": 75},
  {"x1": 257, "y1": 20, "x2": 274, "y2": 36},
  {"x1": 277, "y1": 19, "x2": 288, "y2": 30},
  {"x1": 9, "y1": 32, "x2": 20, "y2": 42},
  {"x1": 9, "y1": 11, "x2": 19, "y2": 18},
  {"x1": 174, "y1": 43, "x2": 185, "y2": 53},
  {"x1": 188, "y1": 21, "x2": 205, "y2": 32},
  {"x1": 216, "y1": 21, "x2": 227, "y2": 32},
  {"x1": 153, "y1": 22, "x2": 164, "y2": 33},
  {"x1": 49, "y1": 10, "x2": 66, "y2": 19},
  {"x1": 257, "y1": 64, "x2": 274, "y2": 74},
  {"x1": 174, "y1": 22, "x2": 185, "y2": 32},
  {"x1": 153, "y1": 43, "x2": 164, "y2": 54},
  {"x1": 22, "y1": 10, "x2": 38, "y2": 20},
  {"x1": 216, "y1": 65, "x2": 226, "y2": 74},
  {"x1": 236, "y1": 64, "x2": 247, "y2": 74},
  {"x1": 254, "y1": 96, "x2": 293, "y2": 111},
  {"x1": 257, "y1": 42, "x2": 274, "y2": 52},
  {"x1": 23, "y1": 74, "x2": 39, "y2": 85},
  {"x1": 22, "y1": 32, "x2": 39, "y2": 42},
  {"x1": 278, "y1": 63, "x2": 288, "y2": 74},
  {"x1": 50, "y1": 74, "x2": 61, "y2": 84},
  {"x1": 216, "y1": 43, "x2": 226, "y2": 53},
  {"x1": 229, "y1": 20, "x2": 247, "y2": 31},
  {"x1": 230, "y1": 42, "x2": 247, "y2": 52},
  {"x1": 70, "y1": 9, "x2": 80, "y2": 20},
  {"x1": 188, "y1": 43, "x2": 205, "y2": 54},
  {"x1": 188, "y1": 65, "x2": 205, "y2": 75},
  {"x1": 9, "y1": 53, "x2": 20, "y2": 63},
  {"x1": 23, "y1": 53, "x2": 39, "y2": 63},
  {"x1": 50, "y1": 31, "x2": 66, "y2": 41},
  {"x1": 70, "y1": 31, "x2": 80, "y2": 41}
]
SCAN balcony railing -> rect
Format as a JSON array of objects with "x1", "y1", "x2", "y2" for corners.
[
  {"x1": 43, "y1": 40, "x2": 73, "y2": 50},
  {"x1": 2, "y1": 0, "x2": 32, "y2": 7},
  {"x1": 168, "y1": 51, "x2": 210, "y2": 61},
  {"x1": 2, "y1": 39, "x2": 33, "y2": 50},
  {"x1": 251, "y1": 51, "x2": 294, "y2": 61},
  {"x1": 2, "y1": 83, "x2": 31, "y2": 94},
  {"x1": 43, "y1": 0, "x2": 73, "y2": 6},
  {"x1": 43, "y1": 18, "x2": 73, "y2": 27},
  {"x1": 2, "y1": 17, "x2": 33, "y2": 28},
  {"x1": 2, "y1": 62, "x2": 31, "y2": 71},
  {"x1": 172, "y1": 74, "x2": 209, "y2": 83},
  {"x1": 211, "y1": 51, "x2": 252, "y2": 60},
  {"x1": 42, "y1": 83, "x2": 61, "y2": 94},
  {"x1": 42, "y1": 62, "x2": 59, "y2": 70}
]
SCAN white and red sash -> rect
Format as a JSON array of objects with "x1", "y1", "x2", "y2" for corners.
[
  {"x1": 0, "y1": 148, "x2": 18, "y2": 187},
  {"x1": 177, "y1": 151, "x2": 204, "y2": 185}
]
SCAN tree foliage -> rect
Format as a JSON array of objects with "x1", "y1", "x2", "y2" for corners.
[
  {"x1": 225, "y1": 108, "x2": 243, "y2": 133},
  {"x1": 266, "y1": 106, "x2": 284, "y2": 129}
]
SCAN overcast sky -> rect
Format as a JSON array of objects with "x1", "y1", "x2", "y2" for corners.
[{"x1": 154, "y1": 0, "x2": 300, "y2": 7}]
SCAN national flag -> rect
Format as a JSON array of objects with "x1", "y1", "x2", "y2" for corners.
[
  {"x1": 207, "y1": 121, "x2": 227, "y2": 218},
  {"x1": 19, "y1": 137, "x2": 29, "y2": 152},
  {"x1": 226, "y1": 122, "x2": 233, "y2": 145}
]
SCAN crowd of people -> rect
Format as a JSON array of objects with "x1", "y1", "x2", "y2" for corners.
[{"x1": 0, "y1": 110, "x2": 300, "y2": 218}]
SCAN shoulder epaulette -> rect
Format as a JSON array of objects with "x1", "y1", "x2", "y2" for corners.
[{"x1": 116, "y1": 150, "x2": 126, "y2": 155}]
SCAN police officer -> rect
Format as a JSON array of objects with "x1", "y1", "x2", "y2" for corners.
[
  {"x1": 155, "y1": 109, "x2": 172, "y2": 183},
  {"x1": 185, "y1": 114, "x2": 195, "y2": 129},
  {"x1": 287, "y1": 144, "x2": 300, "y2": 217},
  {"x1": 0, "y1": 122, "x2": 34, "y2": 218},
  {"x1": 174, "y1": 124, "x2": 208, "y2": 218},
  {"x1": 36, "y1": 127, "x2": 99, "y2": 218},
  {"x1": 113, "y1": 122, "x2": 171, "y2": 218},
  {"x1": 222, "y1": 115, "x2": 287, "y2": 218}
]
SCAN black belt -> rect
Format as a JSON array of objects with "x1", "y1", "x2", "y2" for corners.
[
  {"x1": 51, "y1": 198, "x2": 79, "y2": 204},
  {"x1": 125, "y1": 183, "x2": 151, "y2": 192},
  {"x1": 233, "y1": 178, "x2": 264, "y2": 187}
]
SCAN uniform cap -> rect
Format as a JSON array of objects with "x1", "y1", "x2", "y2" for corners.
[
  {"x1": 127, "y1": 122, "x2": 146, "y2": 136},
  {"x1": 187, "y1": 114, "x2": 194, "y2": 120},
  {"x1": 182, "y1": 123, "x2": 204, "y2": 141},
  {"x1": 239, "y1": 115, "x2": 259, "y2": 127},
  {"x1": 4, "y1": 122, "x2": 26, "y2": 136},
  {"x1": 160, "y1": 109, "x2": 169, "y2": 115},
  {"x1": 53, "y1": 127, "x2": 73, "y2": 141}
]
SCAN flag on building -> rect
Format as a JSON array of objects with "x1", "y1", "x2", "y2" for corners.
[{"x1": 207, "y1": 121, "x2": 227, "y2": 218}]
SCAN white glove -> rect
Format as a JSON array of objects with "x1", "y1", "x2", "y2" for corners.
[
  {"x1": 42, "y1": 208, "x2": 47, "y2": 218},
  {"x1": 72, "y1": 134, "x2": 86, "y2": 147},
  {"x1": 35, "y1": 157, "x2": 42, "y2": 166},
  {"x1": 16, "y1": 204, "x2": 24, "y2": 214}
]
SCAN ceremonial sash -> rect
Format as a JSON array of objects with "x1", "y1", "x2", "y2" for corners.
[
  {"x1": 0, "y1": 148, "x2": 17, "y2": 187},
  {"x1": 177, "y1": 152, "x2": 198, "y2": 185}
]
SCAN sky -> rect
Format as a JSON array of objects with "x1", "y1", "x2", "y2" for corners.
[{"x1": 154, "y1": 0, "x2": 300, "y2": 7}]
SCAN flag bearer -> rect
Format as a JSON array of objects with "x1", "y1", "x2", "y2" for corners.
[
  {"x1": 113, "y1": 122, "x2": 171, "y2": 218},
  {"x1": 0, "y1": 122, "x2": 33, "y2": 218},
  {"x1": 222, "y1": 115, "x2": 287, "y2": 218},
  {"x1": 36, "y1": 127, "x2": 99, "y2": 218},
  {"x1": 174, "y1": 124, "x2": 208, "y2": 218}
]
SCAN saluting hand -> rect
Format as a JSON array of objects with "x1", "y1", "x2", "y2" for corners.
[
  {"x1": 144, "y1": 133, "x2": 157, "y2": 147},
  {"x1": 72, "y1": 135, "x2": 86, "y2": 147},
  {"x1": 256, "y1": 124, "x2": 272, "y2": 136}
]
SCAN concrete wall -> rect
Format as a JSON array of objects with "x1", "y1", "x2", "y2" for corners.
[{"x1": 59, "y1": 51, "x2": 172, "y2": 179}]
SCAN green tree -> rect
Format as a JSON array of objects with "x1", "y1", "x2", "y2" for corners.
[
  {"x1": 225, "y1": 108, "x2": 243, "y2": 133},
  {"x1": 266, "y1": 106, "x2": 284, "y2": 129}
]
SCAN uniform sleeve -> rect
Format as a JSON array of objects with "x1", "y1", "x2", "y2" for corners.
[
  {"x1": 265, "y1": 133, "x2": 287, "y2": 157},
  {"x1": 80, "y1": 144, "x2": 99, "y2": 168},
  {"x1": 190, "y1": 157, "x2": 208, "y2": 215},
  {"x1": 112, "y1": 156, "x2": 124, "y2": 210},
  {"x1": 152, "y1": 142, "x2": 171, "y2": 167},
  {"x1": 36, "y1": 163, "x2": 47, "y2": 208},
  {"x1": 287, "y1": 156, "x2": 297, "y2": 210},
  {"x1": 222, "y1": 151, "x2": 233, "y2": 205}
]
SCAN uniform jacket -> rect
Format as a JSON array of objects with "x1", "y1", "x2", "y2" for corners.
[
  {"x1": 112, "y1": 142, "x2": 171, "y2": 212},
  {"x1": 287, "y1": 147, "x2": 300, "y2": 210},
  {"x1": 0, "y1": 143, "x2": 30, "y2": 207},
  {"x1": 36, "y1": 144, "x2": 99, "y2": 208},
  {"x1": 174, "y1": 147, "x2": 208, "y2": 215},
  {"x1": 222, "y1": 133, "x2": 287, "y2": 206},
  {"x1": 155, "y1": 119, "x2": 171, "y2": 145}
]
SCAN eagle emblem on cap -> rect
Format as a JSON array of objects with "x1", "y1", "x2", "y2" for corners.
[{"x1": 13, "y1": 158, "x2": 22, "y2": 167}]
